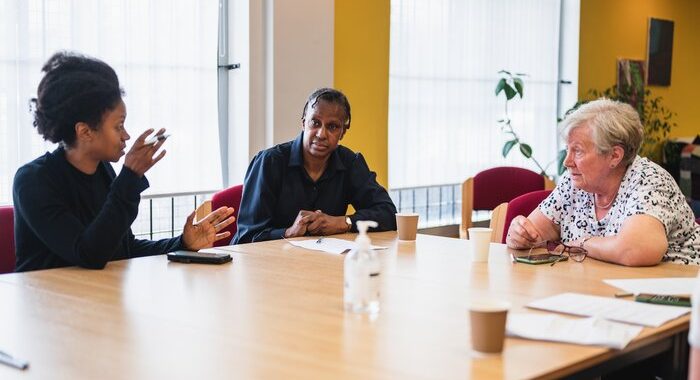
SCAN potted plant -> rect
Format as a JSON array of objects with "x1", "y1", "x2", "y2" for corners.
[{"x1": 495, "y1": 70, "x2": 564, "y2": 176}]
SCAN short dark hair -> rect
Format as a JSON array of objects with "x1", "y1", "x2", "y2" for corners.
[
  {"x1": 30, "y1": 51, "x2": 124, "y2": 146},
  {"x1": 301, "y1": 88, "x2": 352, "y2": 129}
]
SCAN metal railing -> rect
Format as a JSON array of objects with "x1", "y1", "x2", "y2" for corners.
[
  {"x1": 133, "y1": 191, "x2": 216, "y2": 239},
  {"x1": 389, "y1": 183, "x2": 470, "y2": 228},
  {"x1": 134, "y1": 184, "x2": 478, "y2": 237}
]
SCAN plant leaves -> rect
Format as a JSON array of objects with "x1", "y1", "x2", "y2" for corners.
[
  {"x1": 495, "y1": 78, "x2": 506, "y2": 96},
  {"x1": 503, "y1": 84, "x2": 517, "y2": 100},
  {"x1": 502, "y1": 140, "x2": 517, "y2": 158},
  {"x1": 557, "y1": 149, "x2": 567, "y2": 175},
  {"x1": 519, "y1": 143, "x2": 532, "y2": 158},
  {"x1": 513, "y1": 77, "x2": 524, "y2": 98}
]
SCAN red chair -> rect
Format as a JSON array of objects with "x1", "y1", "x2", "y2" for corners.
[
  {"x1": 211, "y1": 184, "x2": 243, "y2": 247},
  {"x1": 696, "y1": 217, "x2": 700, "y2": 225},
  {"x1": 0, "y1": 206, "x2": 15, "y2": 274},
  {"x1": 460, "y1": 167, "x2": 554, "y2": 239},
  {"x1": 498, "y1": 190, "x2": 553, "y2": 243}
]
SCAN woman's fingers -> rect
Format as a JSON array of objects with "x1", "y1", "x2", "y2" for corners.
[
  {"x1": 516, "y1": 216, "x2": 540, "y2": 242},
  {"x1": 200, "y1": 207, "x2": 234, "y2": 226},
  {"x1": 214, "y1": 231, "x2": 231, "y2": 241},
  {"x1": 214, "y1": 216, "x2": 236, "y2": 231},
  {"x1": 134, "y1": 129, "x2": 155, "y2": 146}
]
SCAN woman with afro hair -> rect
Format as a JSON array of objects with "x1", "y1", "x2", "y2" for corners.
[{"x1": 12, "y1": 51, "x2": 235, "y2": 272}]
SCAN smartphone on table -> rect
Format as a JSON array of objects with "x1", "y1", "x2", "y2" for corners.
[
  {"x1": 514, "y1": 253, "x2": 567, "y2": 265},
  {"x1": 167, "y1": 250, "x2": 232, "y2": 264}
]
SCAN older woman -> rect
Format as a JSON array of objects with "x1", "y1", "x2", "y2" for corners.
[{"x1": 506, "y1": 98, "x2": 700, "y2": 266}]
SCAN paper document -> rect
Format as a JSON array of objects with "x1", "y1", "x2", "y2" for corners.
[
  {"x1": 604, "y1": 277, "x2": 697, "y2": 296},
  {"x1": 199, "y1": 246, "x2": 239, "y2": 254},
  {"x1": 527, "y1": 292, "x2": 690, "y2": 327},
  {"x1": 507, "y1": 313, "x2": 643, "y2": 349},
  {"x1": 286, "y1": 238, "x2": 387, "y2": 254}
]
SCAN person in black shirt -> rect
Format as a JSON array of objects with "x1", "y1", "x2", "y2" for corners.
[
  {"x1": 13, "y1": 51, "x2": 235, "y2": 272},
  {"x1": 233, "y1": 88, "x2": 396, "y2": 244}
]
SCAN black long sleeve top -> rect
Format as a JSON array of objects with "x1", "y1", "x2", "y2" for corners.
[
  {"x1": 232, "y1": 132, "x2": 397, "y2": 244},
  {"x1": 12, "y1": 146, "x2": 182, "y2": 272}
]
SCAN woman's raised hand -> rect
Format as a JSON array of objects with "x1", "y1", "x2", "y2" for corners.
[{"x1": 124, "y1": 128, "x2": 167, "y2": 176}]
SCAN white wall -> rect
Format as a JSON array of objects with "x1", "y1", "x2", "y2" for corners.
[{"x1": 227, "y1": 0, "x2": 334, "y2": 186}]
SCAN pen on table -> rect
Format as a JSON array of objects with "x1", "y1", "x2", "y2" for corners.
[
  {"x1": 614, "y1": 292, "x2": 633, "y2": 298},
  {"x1": 144, "y1": 133, "x2": 170, "y2": 145},
  {"x1": 0, "y1": 350, "x2": 29, "y2": 370}
]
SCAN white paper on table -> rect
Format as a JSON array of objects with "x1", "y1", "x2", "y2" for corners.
[
  {"x1": 286, "y1": 238, "x2": 387, "y2": 254},
  {"x1": 604, "y1": 277, "x2": 697, "y2": 296},
  {"x1": 199, "y1": 246, "x2": 239, "y2": 254},
  {"x1": 507, "y1": 313, "x2": 643, "y2": 349},
  {"x1": 526, "y1": 292, "x2": 690, "y2": 327}
]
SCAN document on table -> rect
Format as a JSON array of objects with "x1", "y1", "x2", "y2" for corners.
[
  {"x1": 507, "y1": 313, "x2": 643, "y2": 349},
  {"x1": 286, "y1": 238, "x2": 387, "y2": 254},
  {"x1": 604, "y1": 277, "x2": 697, "y2": 296},
  {"x1": 527, "y1": 292, "x2": 690, "y2": 327}
]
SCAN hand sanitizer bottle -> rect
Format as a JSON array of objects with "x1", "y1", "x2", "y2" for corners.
[{"x1": 344, "y1": 220, "x2": 381, "y2": 314}]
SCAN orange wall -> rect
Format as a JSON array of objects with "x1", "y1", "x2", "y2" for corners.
[
  {"x1": 334, "y1": 0, "x2": 390, "y2": 186},
  {"x1": 579, "y1": 0, "x2": 700, "y2": 137}
]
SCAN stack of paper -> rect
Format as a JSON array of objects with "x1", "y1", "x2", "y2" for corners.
[
  {"x1": 526, "y1": 292, "x2": 690, "y2": 327},
  {"x1": 507, "y1": 313, "x2": 643, "y2": 349},
  {"x1": 604, "y1": 277, "x2": 697, "y2": 296}
]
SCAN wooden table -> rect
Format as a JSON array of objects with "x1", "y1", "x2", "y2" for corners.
[{"x1": 0, "y1": 232, "x2": 696, "y2": 379}]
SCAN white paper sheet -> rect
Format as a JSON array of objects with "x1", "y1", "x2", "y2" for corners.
[
  {"x1": 604, "y1": 277, "x2": 697, "y2": 296},
  {"x1": 526, "y1": 292, "x2": 690, "y2": 327},
  {"x1": 507, "y1": 313, "x2": 643, "y2": 349},
  {"x1": 198, "y1": 246, "x2": 239, "y2": 254},
  {"x1": 286, "y1": 238, "x2": 387, "y2": 254}
]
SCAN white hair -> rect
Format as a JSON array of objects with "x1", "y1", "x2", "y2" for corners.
[{"x1": 560, "y1": 98, "x2": 644, "y2": 166}]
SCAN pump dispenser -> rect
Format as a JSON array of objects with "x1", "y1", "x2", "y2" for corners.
[{"x1": 344, "y1": 220, "x2": 381, "y2": 314}]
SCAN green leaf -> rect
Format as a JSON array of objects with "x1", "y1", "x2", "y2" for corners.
[
  {"x1": 513, "y1": 77, "x2": 524, "y2": 98},
  {"x1": 557, "y1": 149, "x2": 567, "y2": 175},
  {"x1": 503, "y1": 84, "x2": 517, "y2": 100},
  {"x1": 519, "y1": 143, "x2": 532, "y2": 158},
  {"x1": 502, "y1": 140, "x2": 517, "y2": 158},
  {"x1": 495, "y1": 78, "x2": 506, "y2": 96}
]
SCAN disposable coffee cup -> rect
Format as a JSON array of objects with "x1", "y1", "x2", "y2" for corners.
[
  {"x1": 469, "y1": 300, "x2": 510, "y2": 354},
  {"x1": 396, "y1": 213, "x2": 419, "y2": 241},
  {"x1": 468, "y1": 227, "x2": 492, "y2": 262}
]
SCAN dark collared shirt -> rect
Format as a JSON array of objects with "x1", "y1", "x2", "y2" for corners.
[
  {"x1": 13, "y1": 146, "x2": 182, "y2": 272},
  {"x1": 233, "y1": 132, "x2": 397, "y2": 244}
]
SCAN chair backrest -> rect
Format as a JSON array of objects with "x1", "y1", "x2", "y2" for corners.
[
  {"x1": 460, "y1": 167, "x2": 554, "y2": 238},
  {"x1": 489, "y1": 202, "x2": 508, "y2": 243},
  {"x1": 499, "y1": 189, "x2": 553, "y2": 243},
  {"x1": 211, "y1": 184, "x2": 243, "y2": 247},
  {"x1": 194, "y1": 200, "x2": 212, "y2": 223},
  {"x1": 0, "y1": 205, "x2": 15, "y2": 274}
]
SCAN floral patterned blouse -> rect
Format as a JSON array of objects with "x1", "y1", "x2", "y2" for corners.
[{"x1": 539, "y1": 156, "x2": 700, "y2": 265}]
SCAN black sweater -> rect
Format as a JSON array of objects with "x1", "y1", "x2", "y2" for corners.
[{"x1": 12, "y1": 146, "x2": 182, "y2": 272}]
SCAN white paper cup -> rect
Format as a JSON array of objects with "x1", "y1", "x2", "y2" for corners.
[{"x1": 468, "y1": 227, "x2": 492, "y2": 262}]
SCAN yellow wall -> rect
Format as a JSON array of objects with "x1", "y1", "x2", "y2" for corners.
[
  {"x1": 334, "y1": 0, "x2": 390, "y2": 186},
  {"x1": 333, "y1": 0, "x2": 699, "y2": 188},
  {"x1": 580, "y1": 0, "x2": 700, "y2": 137}
]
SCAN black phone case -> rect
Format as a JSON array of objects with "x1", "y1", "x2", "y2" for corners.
[{"x1": 167, "y1": 251, "x2": 232, "y2": 264}]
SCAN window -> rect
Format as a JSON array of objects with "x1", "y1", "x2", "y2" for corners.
[
  {"x1": 0, "y1": 0, "x2": 221, "y2": 204},
  {"x1": 388, "y1": 0, "x2": 577, "y2": 189}
]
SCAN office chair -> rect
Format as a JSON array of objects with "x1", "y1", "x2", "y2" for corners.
[{"x1": 460, "y1": 167, "x2": 554, "y2": 239}]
